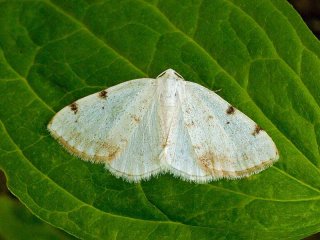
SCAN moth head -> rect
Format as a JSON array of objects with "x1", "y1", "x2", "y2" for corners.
[{"x1": 156, "y1": 69, "x2": 184, "y2": 80}]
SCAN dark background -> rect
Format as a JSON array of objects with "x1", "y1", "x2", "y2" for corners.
[
  {"x1": 1, "y1": 0, "x2": 320, "y2": 239},
  {"x1": 290, "y1": 0, "x2": 320, "y2": 39}
]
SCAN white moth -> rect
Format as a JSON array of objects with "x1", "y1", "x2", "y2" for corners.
[{"x1": 48, "y1": 69, "x2": 279, "y2": 183}]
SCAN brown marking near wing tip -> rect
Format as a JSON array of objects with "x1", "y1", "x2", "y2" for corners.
[
  {"x1": 207, "y1": 115, "x2": 214, "y2": 121},
  {"x1": 252, "y1": 125, "x2": 263, "y2": 136},
  {"x1": 99, "y1": 90, "x2": 108, "y2": 99},
  {"x1": 69, "y1": 102, "x2": 78, "y2": 114},
  {"x1": 198, "y1": 152, "x2": 235, "y2": 177},
  {"x1": 226, "y1": 105, "x2": 235, "y2": 115},
  {"x1": 226, "y1": 121, "x2": 230, "y2": 124},
  {"x1": 197, "y1": 151, "x2": 276, "y2": 177}
]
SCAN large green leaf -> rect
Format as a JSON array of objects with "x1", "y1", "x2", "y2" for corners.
[{"x1": 0, "y1": 0, "x2": 320, "y2": 239}]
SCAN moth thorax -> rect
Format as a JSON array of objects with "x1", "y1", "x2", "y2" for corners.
[{"x1": 158, "y1": 77, "x2": 179, "y2": 107}]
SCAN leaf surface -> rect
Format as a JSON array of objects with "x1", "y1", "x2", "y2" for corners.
[
  {"x1": 0, "y1": 195, "x2": 75, "y2": 240},
  {"x1": 0, "y1": 0, "x2": 320, "y2": 239}
]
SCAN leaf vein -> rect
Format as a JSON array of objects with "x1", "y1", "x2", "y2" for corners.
[{"x1": 44, "y1": 0, "x2": 147, "y2": 77}]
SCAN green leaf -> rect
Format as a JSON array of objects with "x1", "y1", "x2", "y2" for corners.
[
  {"x1": 0, "y1": 195, "x2": 75, "y2": 240},
  {"x1": 0, "y1": 0, "x2": 320, "y2": 239}
]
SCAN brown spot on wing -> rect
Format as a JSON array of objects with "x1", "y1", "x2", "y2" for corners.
[
  {"x1": 131, "y1": 114, "x2": 140, "y2": 123},
  {"x1": 252, "y1": 125, "x2": 263, "y2": 136},
  {"x1": 242, "y1": 153, "x2": 249, "y2": 161},
  {"x1": 207, "y1": 115, "x2": 214, "y2": 121},
  {"x1": 93, "y1": 142, "x2": 121, "y2": 161},
  {"x1": 69, "y1": 102, "x2": 78, "y2": 114},
  {"x1": 198, "y1": 151, "x2": 215, "y2": 172},
  {"x1": 107, "y1": 146, "x2": 120, "y2": 161},
  {"x1": 161, "y1": 135, "x2": 170, "y2": 148},
  {"x1": 198, "y1": 152, "x2": 232, "y2": 176},
  {"x1": 226, "y1": 105, "x2": 235, "y2": 115},
  {"x1": 186, "y1": 121, "x2": 195, "y2": 128},
  {"x1": 193, "y1": 145, "x2": 201, "y2": 150},
  {"x1": 101, "y1": 142, "x2": 128, "y2": 162},
  {"x1": 99, "y1": 90, "x2": 108, "y2": 99}
]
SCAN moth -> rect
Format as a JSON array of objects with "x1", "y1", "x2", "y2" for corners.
[{"x1": 48, "y1": 69, "x2": 279, "y2": 183}]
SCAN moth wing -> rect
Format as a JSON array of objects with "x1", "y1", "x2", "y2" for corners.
[
  {"x1": 48, "y1": 78, "x2": 164, "y2": 181},
  {"x1": 167, "y1": 81, "x2": 278, "y2": 182}
]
